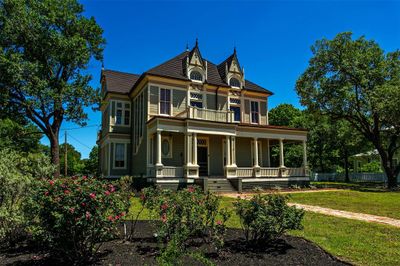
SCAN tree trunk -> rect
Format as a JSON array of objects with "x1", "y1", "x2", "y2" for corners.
[
  {"x1": 50, "y1": 133, "x2": 60, "y2": 178},
  {"x1": 344, "y1": 148, "x2": 350, "y2": 183}
]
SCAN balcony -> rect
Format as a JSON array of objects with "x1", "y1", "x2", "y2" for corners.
[{"x1": 187, "y1": 106, "x2": 236, "y2": 123}]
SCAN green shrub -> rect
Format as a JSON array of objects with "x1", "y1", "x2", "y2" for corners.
[
  {"x1": 0, "y1": 149, "x2": 54, "y2": 246},
  {"x1": 29, "y1": 176, "x2": 129, "y2": 263},
  {"x1": 140, "y1": 186, "x2": 230, "y2": 264},
  {"x1": 234, "y1": 193, "x2": 304, "y2": 244}
]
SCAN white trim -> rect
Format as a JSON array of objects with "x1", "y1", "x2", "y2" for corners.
[
  {"x1": 241, "y1": 177, "x2": 310, "y2": 182},
  {"x1": 251, "y1": 139, "x2": 262, "y2": 167},
  {"x1": 113, "y1": 142, "x2": 127, "y2": 170},
  {"x1": 250, "y1": 100, "x2": 260, "y2": 125},
  {"x1": 112, "y1": 100, "x2": 131, "y2": 127},
  {"x1": 158, "y1": 87, "x2": 173, "y2": 116}
]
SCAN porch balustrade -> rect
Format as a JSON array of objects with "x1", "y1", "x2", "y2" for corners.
[
  {"x1": 237, "y1": 168, "x2": 253, "y2": 177},
  {"x1": 147, "y1": 166, "x2": 184, "y2": 178},
  {"x1": 188, "y1": 106, "x2": 235, "y2": 123},
  {"x1": 236, "y1": 167, "x2": 306, "y2": 178},
  {"x1": 260, "y1": 167, "x2": 280, "y2": 177}
]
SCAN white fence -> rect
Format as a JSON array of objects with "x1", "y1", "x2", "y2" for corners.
[{"x1": 312, "y1": 172, "x2": 400, "y2": 183}]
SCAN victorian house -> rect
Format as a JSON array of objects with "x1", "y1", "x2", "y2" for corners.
[{"x1": 98, "y1": 41, "x2": 309, "y2": 192}]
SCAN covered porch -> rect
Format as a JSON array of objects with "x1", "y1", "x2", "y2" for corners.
[{"x1": 146, "y1": 118, "x2": 308, "y2": 181}]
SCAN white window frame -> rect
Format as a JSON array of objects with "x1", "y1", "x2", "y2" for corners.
[
  {"x1": 161, "y1": 136, "x2": 173, "y2": 158},
  {"x1": 113, "y1": 142, "x2": 127, "y2": 169},
  {"x1": 250, "y1": 100, "x2": 260, "y2": 125},
  {"x1": 229, "y1": 77, "x2": 241, "y2": 88},
  {"x1": 114, "y1": 100, "x2": 131, "y2": 127},
  {"x1": 159, "y1": 88, "x2": 173, "y2": 116}
]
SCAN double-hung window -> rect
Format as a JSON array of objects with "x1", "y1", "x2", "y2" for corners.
[
  {"x1": 160, "y1": 88, "x2": 171, "y2": 115},
  {"x1": 250, "y1": 101, "x2": 259, "y2": 124},
  {"x1": 114, "y1": 143, "x2": 126, "y2": 168},
  {"x1": 229, "y1": 98, "x2": 241, "y2": 122},
  {"x1": 115, "y1": 101, "x2": 130, "y2": 126},
  {"x1": 190, "y1": 92, "x2": 203, "y2": 108}
]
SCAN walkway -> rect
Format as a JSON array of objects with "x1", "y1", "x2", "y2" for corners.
[{"x1": 222, "y1": 192, "x2": 400, "y2": 228}]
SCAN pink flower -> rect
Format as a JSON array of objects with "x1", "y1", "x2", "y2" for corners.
[
  {"x1": 140, "y1": 194, "x2": 146, "y2": 201},
  {"x1": 85, "y1": 211, "x2": 91, "y2": 220},
  {"x1": 69, "y1": 207, "x2": 75, "y2": 213},
  {"x1": 108, "y1": 184, "x2": 115, "y2": 192},
  {"x1": 161, "y1": 213, "x2": 167, "y2": 223},
  {"x1": 107, "y1": 215, "x2": 114, "y2": 221},
  {"x1": 49, "y1": 180, "x2": 55, "y2": 186},
  {"x1": 188, "y1": 186, "x2": 195, "y2": 193},
  {"x1": 114, "y1": 215, "x2": 120, "y2": 220},
  {"x1": 89, "y1": 193, "x2": 96, "y2": 199},
  {"x1": 82, "y1": 176, "x2": 87, "y2": 180},
  {"x1": 81, "y1": 202, "x2": 86, "y2": 207},
  {"x1": 216, "y1": 220, "x2": 222, "y2": 225},
  {"x1": 64, "y1": 190, "x2": 70, "y2": 195},
  {"x1": 105, "y1": 190, "x2": 111, "y2": 196},
  {"x1": 44, "y1": 191, "x2": 49, "y2": 196},
  {"x1": 120, "y1": 212, "x2": 126, "y2": 217},
  {"x1": 161, "y1": 203, "x2": 168, "y2": 210}
]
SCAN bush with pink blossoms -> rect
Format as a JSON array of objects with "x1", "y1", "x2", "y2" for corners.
[{"x1": 29, "y1": 176, "x2": 129, "y2": 263}]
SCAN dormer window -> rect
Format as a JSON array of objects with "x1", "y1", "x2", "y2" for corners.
[
  {"x1": 230, "y1": 77, "x2": 241, "y2": 88},
  {"x1": 190, "y1": 71, "x2": 203, "y2": 82}
]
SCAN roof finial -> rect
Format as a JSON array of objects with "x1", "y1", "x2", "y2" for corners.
[
  {"x1": 101, "y1": 61, "x2": 105, "y2": 70},
  {"x1": 186, "y1": 42, "x2": 189, "y2": 51},
  {"x1": 233, "y1": 41, "x2": 237, "y2": 55},
  {"x1": 195, "y1": 37, "x2": 198, "y2": 47}
]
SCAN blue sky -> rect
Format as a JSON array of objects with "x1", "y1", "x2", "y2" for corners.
[{"x1": 41, "y1": 0, "x2": 400, "y2": 158}]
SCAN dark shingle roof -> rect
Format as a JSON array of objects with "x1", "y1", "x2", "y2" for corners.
[
  {"x1": 102, "y1": 69, "x2": 140, "y2": 94},
  {"x1": 102, "y1": 48, "x2": 273, "y2": 95}
]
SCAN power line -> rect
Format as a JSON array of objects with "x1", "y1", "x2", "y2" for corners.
[
  {"x1": 60, "y1": 124, "x2": 100, "y2": 131},
  {"x1": 67, "y1": 132, "x2": 93, "y2": 150}
]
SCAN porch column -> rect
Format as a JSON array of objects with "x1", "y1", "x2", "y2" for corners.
[
  {"x1": 303, "y1": 139, "x2": 308, "y2": 169},
  {"x1": 253, "y1": 138, "x2": 259, "y2": 167},
  {"x1": 193, "y1": 133, "x2": 198, "y2": 165},
  {"x1": 156, "y1": 130, "x2": 162, "y2": 166},
  {"x1": 231, "y1": 136, "x2": 236, "y2": 165},
  {"x1": 279, "y1": 138, "x2": 285, "y2": 167},
  {"x1": 226, "y1": 135, "x2": 231, "y2": 166},
  {"x1": 266, "y1": 139, "x2": 271, "y2": 167}
]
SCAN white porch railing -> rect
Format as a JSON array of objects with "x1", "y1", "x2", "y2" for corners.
[
  {"x1": 162, "y1": 166, "x2": 184, "y2": 177},
  {"x1": 188, "y1": 106, "x2": 235, "y2": 123},
  {"x1": 237, "y1": 168, "x2": 254, "y2": 177},
  {"x1": 260, "y1": 167, "x2": 280, "y2": 177}
]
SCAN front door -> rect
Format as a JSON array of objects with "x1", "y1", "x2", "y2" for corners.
[{"x1": 198, "y1": 146, "x2": 208, "y2": 176}]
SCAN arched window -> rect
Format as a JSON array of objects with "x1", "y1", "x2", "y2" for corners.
[
  {"x1": 190, "y1": 71, "x2": 203, "y2": 81},
  {"x1": 230, "y1": 77, "x2": 241, "y2": 88}
]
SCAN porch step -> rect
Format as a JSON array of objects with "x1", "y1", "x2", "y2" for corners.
[{"x1": 207, "y1": 178, "x2": 236, "y2": 193}]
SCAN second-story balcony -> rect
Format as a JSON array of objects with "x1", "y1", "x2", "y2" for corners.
[{"x1": 185, "y1": 106, "x2": 237, "y2": 123}]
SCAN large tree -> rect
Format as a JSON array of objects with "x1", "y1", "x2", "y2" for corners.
[
  {"x1": 296, "y1": 32, "x2": 400, "y2": 188},
  {"x1": 0, "y1": 0, "x2": 104, "y2": 177}
]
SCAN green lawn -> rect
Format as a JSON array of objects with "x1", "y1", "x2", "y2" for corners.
[
  {"x1": 287, "y1": 190, "x2": 400, "y2": 219},
  {"x1": 128, "y1": 196, "x2": 400, "y2": 266}
]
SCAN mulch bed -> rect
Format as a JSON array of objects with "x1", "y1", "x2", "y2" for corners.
[{"x1": 0, "y1": 221, "x2": 350, "y2": 266}]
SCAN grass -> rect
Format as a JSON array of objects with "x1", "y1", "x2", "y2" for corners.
[
  {"x1": 287, "y1": 190, "x2": 400, "y2": 219},
  {"x1": 127, "y1": 196, "x2": 400, "y2": 266}
]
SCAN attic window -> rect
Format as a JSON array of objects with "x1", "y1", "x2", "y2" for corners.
[
  {"x1": 190, "y1": 71, "x2": 203, "y2": 81},
  {"x1": 230, "y1": 78, "x2": 241, "y2": 88}
]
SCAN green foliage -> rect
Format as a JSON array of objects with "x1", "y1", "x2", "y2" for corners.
[
  {"x1": 360, "y1": 161, "x2": 383, "y2": 173},
  {"x1": 0, "y1": 118, "x2": 43, "y2": 153},
  {"x1": 234, "y1": 194, "x2": 304, "y2": 244},
  {"x1": 29, "y1": 176, "x2": 129, "y2": 263},
  {"x1": 0, "y1": 149, "x2": 54, "y2": 245},
  {"x1": 59, "y1": 143, "x2": 84, "y2": 176},
  {"x1": 0, "y1": 0, "x2": 105, "y2": 175},
  {"x1": 296, "y1": 32, "x2": 400, "y2": 187},
  {"x1": 82, "y1": 145, "x2": 100, "y2": 176},
  {"x1": 269, "y1": 103, "x2": 304, "y2": 128},
  {"x1": 140, "y1": 186, "x2": 230, "y2": 265}
]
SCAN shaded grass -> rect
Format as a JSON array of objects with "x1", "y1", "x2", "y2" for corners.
[
  {"x1": 287, "y1": 190, "x2": 400, "y2": 219},
  {"x1": 128, "y1": 196, "x2": 400, "y2": 266}
]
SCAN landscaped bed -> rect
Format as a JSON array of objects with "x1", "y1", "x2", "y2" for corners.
[{"x1": 0, "y1": 220, "x2": 348, "y2": 266}]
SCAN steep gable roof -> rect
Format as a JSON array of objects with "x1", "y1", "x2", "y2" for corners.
[{"x1": 102, "y1": 69, "x2": 140, "y2": 94}]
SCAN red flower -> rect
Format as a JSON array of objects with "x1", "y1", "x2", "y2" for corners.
[
  {"x1": 82, "y1": 176, "x2": 87, "y2": 180},
  {"x1": 69, "y1": 207, "x2": 75, "y2": 213},
  {"x1": 85, "y1": 211, "x2": 91, "y2": 220},
  {"x1": 89, "y1": 193, "x2": 96, "y2": 199},
  {"x1": 107, "y1": 215, "x2": 114, "y2": 221},
  {"x1": 216, "y1": 220, "x2": 222, "y2": 225},
  {"x1": 161, "y1": 213, "x2": 167, "y2": 223},
  {"x1": 81, "y1": 202, "x2": 86, "y2": 207},
  {"x1": 140, "y1": 194, "x2": 146, "y2": 201},
  {"x1": 161, "y1": 203, "x2": 168, "y2": 210},
  {"x1": 44, "y1": 191, "x2": 49, "y2": 196},
  {"x1": 105, "y1": 190, "x2": 111, "y2": 196},
  {"x1": 114, "y1": 215, "x2": 120, "y2": 220},
  {"x1": 108, "y1": 184, "x2": 115, "y2": 192},
  {"x1": 188, "y1": 186, "x2": 195, "y2": 193},
  {"x1": 120, "y1": 212, "x2": 126, "y2": 217},
  {"x1": 49, "y1": 180, "x2": 55, "y2": 186},
  {"x1": 64, "y1": 190, "x2": 70, "y2": 195}
]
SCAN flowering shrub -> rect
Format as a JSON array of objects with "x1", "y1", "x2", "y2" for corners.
[
  {"x1": 140, "y1": 186, "x2": 230, "y2": 264},
  {"x1": 234, "y1": 193, "x2": 304, "y2": 244},
  {"x1": 30, "y1": 176, "x2": 129, "y2": 262}
]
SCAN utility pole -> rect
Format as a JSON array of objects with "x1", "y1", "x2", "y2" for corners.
[{"x1": 64, "y1": 131, "x2": 68, "y2": 177}]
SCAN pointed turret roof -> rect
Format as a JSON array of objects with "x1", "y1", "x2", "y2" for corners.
[{"x1": 217, "y1": 47, "x2": 243, "y2": 81}]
